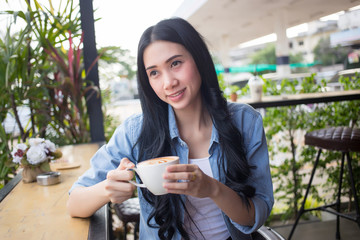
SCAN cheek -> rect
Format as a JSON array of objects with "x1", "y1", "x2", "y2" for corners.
[
  {"x1": 149, "y1": 80, "x2": 164, "y2": 98},
  {"x1": 185, "y1": 66, "x2": 201, "y2": 87}
]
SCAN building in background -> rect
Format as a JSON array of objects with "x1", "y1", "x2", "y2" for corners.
[{"x1": 224, "y1": 8, "x2": 360, "y2": 83}]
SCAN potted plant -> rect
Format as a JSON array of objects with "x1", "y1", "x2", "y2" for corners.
[
  {"x1": 11, "y1": 138, "x2": 62, "y2": 183},
  {"x1": 229, "y1": 85, "x2": 240, "y2": 102}
]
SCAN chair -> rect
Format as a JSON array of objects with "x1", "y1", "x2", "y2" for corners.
[
  {"x1": 288, "y1": 127, "x2": 360, "y2": 240},
  {"x1": 113, "y1": 197, "x2": 140, "y2": 240}
]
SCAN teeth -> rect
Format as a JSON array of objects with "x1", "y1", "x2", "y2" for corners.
[{"x1": 170, "y1": 89, "x2": 184, "y2": 97}]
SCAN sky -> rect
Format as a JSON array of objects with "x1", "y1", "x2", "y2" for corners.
[
  {"x1": 0, "y1": 0, "x2": 184, "y2": 56},
  {"x1": 238, "y1": 11, "x2": 344, "y2": 49},
  {"x1": 92, "y1": 0, "x2": 184, "y2": 55},
  {"x1": 1, "y1": 1, "x2": 358, "y2": 55}
]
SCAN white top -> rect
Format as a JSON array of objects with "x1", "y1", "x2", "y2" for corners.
[{"x1": 183, "y1": 157, "x2": 230, "y2": 240}]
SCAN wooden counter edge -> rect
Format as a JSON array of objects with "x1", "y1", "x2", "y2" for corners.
[{"x1": 0, "y1": 170, "x2": 22, "y2": 202}]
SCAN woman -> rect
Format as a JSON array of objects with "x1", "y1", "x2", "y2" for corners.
[{"x1": 67, "y1": 18, "x2": 273, "y2": 240}]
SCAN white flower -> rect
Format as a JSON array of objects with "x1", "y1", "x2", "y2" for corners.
[
  {"x1": 17, "y1": 143, "x2": 27, "y2": 151},
  {"x1": 29, "y1": 138, "x2": 45, "y2": 147},
  {"x1": 12, "y1": 138, "x2": 60, "y2": 166},
  {"x1": 11, "y1": 143, "x2": 28, "y2": 164},
  {"x1": 44, "y1": 140, "x2": 56, "y2": 152},
  {"x1": 26, "y1": 145, "x2": 47, "y2": 165}
]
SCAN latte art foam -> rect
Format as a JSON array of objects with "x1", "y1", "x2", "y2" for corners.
[{"x1": 139, "y1": 157, "x2": 177, "y2": 166}]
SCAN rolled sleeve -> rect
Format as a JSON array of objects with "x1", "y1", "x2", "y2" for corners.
[
  {"x1": 69, "y1": 114, "x2": 142, "y2": 194},
  {"x1": 228, "y1": 196, "x2": 271, "y2": 234},
  {"x1": 228, "y1": 103, "x2": 274, "y2": 234}
]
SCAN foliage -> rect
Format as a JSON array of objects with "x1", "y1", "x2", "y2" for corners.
[
  {"x1": 218, "y1": 73, "x2": 244, "y2": 100},
  {"x1": 1, "y1": 0, "x2": 83, "y2": 143},
  {"x1": 217, "y1": 73, "x2": 227, "y2": 96},
  {"x1": 0, "y1": 0, "x2": 90, "y2": 187},
  {"x1": 43, "y1": 31, "x2": 101, "y2": 144},
  {"x1": 259, "y1": 73, "x2": 360, "y2": 221},
  {"x1": 97, "y1": 46, "x2": 137, "y2": 100},
  {"x1": 290, "y1": 52, "x2": 304, "y2": 65},
  {"x1": 313, "y1": 37, "x2": 350, "y2": 66},
  {"x1": 229, "y1": 85, "x2": 240, "y2": 94},
  {"x1": 251, "y1": 44, "x2": 277, "y2": 65},
  {"x1": 0, "y1": 123, "x2": 12, "y2": 188},
  {"x1": 0, "y1": 0, "x2": 134, "y2": 188},
  {"x1": 98, "y1": 46, "x2": 136, "y2": 81},
  {"x1": 319, "y1": 74, "x2": 360, "y2": 212},
  {"x1": 250, "y1": 43, "x2": 304, "y2": 65},
  {"x1": 261, "y1": 75, "x2": 320, "y2": 219},
  {"x1": 101, "y1": 88, "x2": 121, "y2": 142}
]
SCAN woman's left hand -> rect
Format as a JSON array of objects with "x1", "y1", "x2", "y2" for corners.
[{"x1": 163, "y1": 164, "x2": 218, "y2": 198}]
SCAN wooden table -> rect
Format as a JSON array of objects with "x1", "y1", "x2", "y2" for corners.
[
  {"x1": 239, "y1": 89, "x2": 360, "y2": 108},
  {"x1": 0, "y1": 143, "x2": 103, "y2": 240}
]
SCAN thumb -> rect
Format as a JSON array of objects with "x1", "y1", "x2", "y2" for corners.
[{"x1": 118, "y1": 157, "x2": 135, "y2": 170}]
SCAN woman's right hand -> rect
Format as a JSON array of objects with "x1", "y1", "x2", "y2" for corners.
[{"x1": 104, "y1": 158, "x2": 136, "y2": 203}]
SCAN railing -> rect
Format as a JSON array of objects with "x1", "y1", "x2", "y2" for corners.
[{"x1": 239, "y1": 89, "x2": 360, "y2": 108}]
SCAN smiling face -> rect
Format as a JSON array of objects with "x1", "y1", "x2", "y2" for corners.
[{"x1": 143, "y1": 40, "x2": 202, "y2": 112}]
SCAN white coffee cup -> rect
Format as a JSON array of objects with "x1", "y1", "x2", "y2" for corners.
[{"x1": 128, "y1": 156, "x2": 179, "y2": 195}]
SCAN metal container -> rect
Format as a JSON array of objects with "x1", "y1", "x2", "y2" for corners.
[{"x1": 37, "y1": 172, "x2": 61, "y2": 186}]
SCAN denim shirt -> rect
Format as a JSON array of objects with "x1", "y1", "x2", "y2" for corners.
[{"x1": 70, "y1": 102, "x2": 274, "y2": 240}]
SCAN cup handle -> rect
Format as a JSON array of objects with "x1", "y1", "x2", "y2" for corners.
[
  {"x1": 126, "y1": 168, "x2": 146, "y2": 188},
  {"x1": 128, "y1": 180, "x2": 146, "y2": 188}
]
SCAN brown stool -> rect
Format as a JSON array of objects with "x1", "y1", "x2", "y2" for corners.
[
  {"x1": 113, "y1": 197, "x2": 140, "y2": 240},
  {"x1": 289, "y1": 127, "x2": 360, "y2": 240}
]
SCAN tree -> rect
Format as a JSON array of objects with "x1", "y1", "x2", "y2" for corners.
[
  {"x1": 313, "y1": 37, "x2": 350, "y2": 66},
  {"x1": 251, "y1": 44, "x2": 277, "y2": 64},
  {"x1": 97, "y1": 46, "x2": 137, "y2": 99},
  {"x1": 251, "y1": 43, "x2": 304, "y2": 65},
  {"x1": 98, "y1": 46, "x2": 136, "y2": 80}
]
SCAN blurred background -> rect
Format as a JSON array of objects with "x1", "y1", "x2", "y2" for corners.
[{"x1": 1, "y1": 1, "x2": 360, "y2": 239}]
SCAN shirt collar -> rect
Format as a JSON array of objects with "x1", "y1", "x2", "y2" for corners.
[
  {"x1": 210, "y1": 122, "x2": 220, "y2": 144},
  {"x1": 168, "y1": 104, "x2": 180, "y2": 140}
]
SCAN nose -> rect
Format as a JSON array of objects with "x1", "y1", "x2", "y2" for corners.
[{"x1": 163, "y1": 71, "x2": 178, "y2": 89}]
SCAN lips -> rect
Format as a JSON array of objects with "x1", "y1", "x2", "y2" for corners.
[{"x1": 167, "y1": 88, "x2": 186, "y2": 100}]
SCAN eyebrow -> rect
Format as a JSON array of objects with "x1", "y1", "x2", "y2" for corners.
[{"x1": 145, "y1": 54, "x2": 183, "y2": 71}]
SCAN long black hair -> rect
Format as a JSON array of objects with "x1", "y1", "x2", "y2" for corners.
[{"x1": 135, "y1": 17, "x2": 255, "y2": 240}]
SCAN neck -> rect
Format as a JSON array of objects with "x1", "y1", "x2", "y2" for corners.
[
  {"x1": 173, "y1": 98, "x2": 211, "y2": 136},
  {"x1": 173, "y1": 98, "x2": 212, "y2": 159}
]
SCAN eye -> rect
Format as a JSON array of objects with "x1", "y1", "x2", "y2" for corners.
[
  {"x1": 148, "y1": 70, "x2": 158, "y2": 77},
  {"x1": 171, "y1": 60, "x2": 182, "y2": 68}
]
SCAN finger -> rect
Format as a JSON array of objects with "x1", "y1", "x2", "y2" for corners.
[
  {"x1": 105, "y1": 182, "x2": 136, "y2": 203},
  {"x1": 163, "y1": 182, "x2": 196, "y2": 195},
  {"x1": 163, "y1": 171, "x2": 197, "y2": 181},
  {"x1": 118, "y1": 157, "x2": 135, "y2": 170},
  {"x1": 107, "y1": 167, "x2": 134, "y2": 181},
  {"x1": 163, "y1": 181, "x2": 191, "y2": 190},
  {"x1": 166, "y1": 164, "x2": 197, "y2": 172},
  {"x1": 106, "y1": 180, "x2": 136, "y2": 193}
]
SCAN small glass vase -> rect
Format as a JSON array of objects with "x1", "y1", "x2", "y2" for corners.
[{"x1": 22, "y1": 161, "x2": 51, "y2": 183}]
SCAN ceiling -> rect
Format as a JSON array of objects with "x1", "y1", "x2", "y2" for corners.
[{"x1": 174, "y1": 0, "x2": 360, "y2": 51}]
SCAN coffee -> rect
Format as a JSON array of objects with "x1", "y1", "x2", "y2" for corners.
[
  {"x1": 138, "y1": 157, "x2": 177, "y2": 166},
  {"x1": 128, "y1": 156, "x2": 179, "y2": 195}
]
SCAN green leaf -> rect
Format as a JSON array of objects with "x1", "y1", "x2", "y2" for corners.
[{"x1": 40, "y1": 161, "x2": 51, "y2": 172}]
